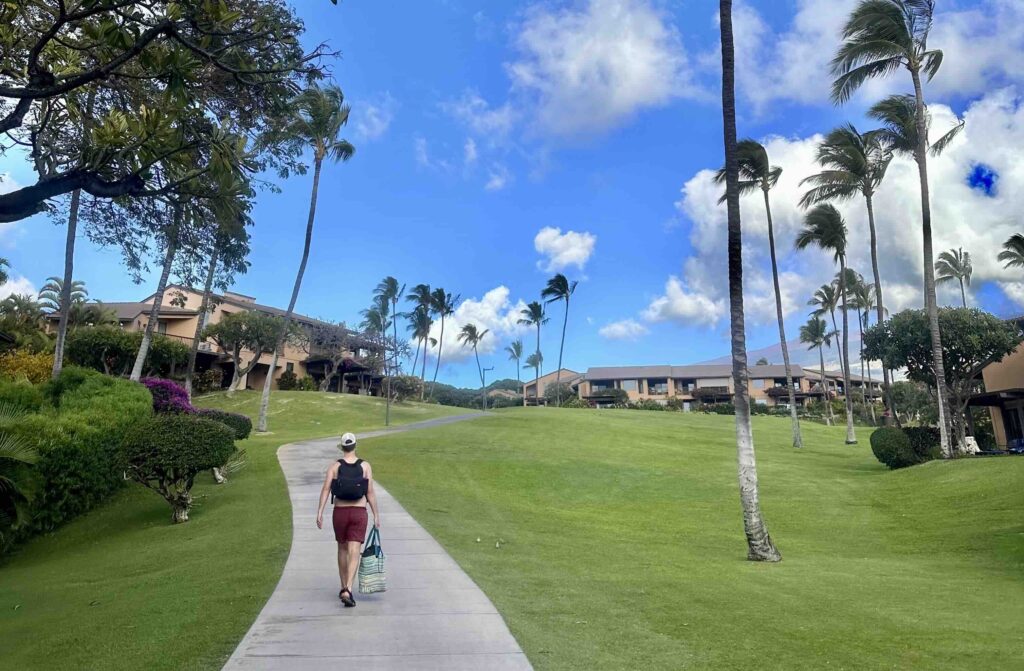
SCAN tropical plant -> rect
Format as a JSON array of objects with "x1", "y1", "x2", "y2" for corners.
[
  {"x1": 457, "y1": 323, "x2": 490, "y2": 411},
  {"x1": 800, "y1": 123, "x2": 895, "y2": 417},
  {"x1": 524, "y1": 351, "x2": 543, "y2": 380},
  {"x1": 37, "y1": 278, "x2": 87, "y2": 313},
  {"x1": 375, "y1": 277, "x2": 405, "y2": 376},
  {"x1": 541, "y1": 274, "x2": 579, "y2": 408},
  {"x1": 0, "y1": 294, "x2": 44, "y2": 331},
  {"x1": 0, "y1": 258, "x2": 8, "y2": 286},
  {"x1": 832, "y1": 0, "x2": 962, "y2": 456},
  {"x1": 807, "y1": 283, "x2": 844, "y2": 374},
  {"x1": 129, "y1": 204, "x2": 183, "y2": 382},
  {"x1": 796, "y1": 204, "x2": 857, "y2": 444},
  {"x1": 718, "y1": 0, "x2": 780, "y2": 562},
  {"x1": 405, "y1": 284, "x2": 433, "y2": 388},
  {"x1": 799, "y1": 316, "x2": 836, "y2": 425},
  {"x1": 517, "y1": 301, "x2": 548, "y2": 407},
  {"x1": 204, "y1": 312, "x2": 290, "y2": 391},
  {"x1": 429, "y1": 289, "x2": 458, "y2": 398},
  {"x1": 998, "y1": 233, "x2": 1024, "y2": 270},
  {"x1": 0, "y1": 403, "x2": 36, "y2": 546},
  {"x1": 257, "y1": 84, "x2": 355, "y2": 432},
  {"x1": 849, "y1": 280, "x2": 879, "y2": 424},
  {"x1": 505, "y1": 339, "x2": 524, "y2": 383},
  {"x1": 934, "y1": 247, "x2": 971, "y2": 308},
  {"x1": 715, "y1": 139, "x2": 802, "y2": 448}
]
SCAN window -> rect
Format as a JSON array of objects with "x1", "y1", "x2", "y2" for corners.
[
  {"x1": 286, "y1": 362, "x2": 295, "y2": 373},
  {"x1": 752, "y1": 379, "x2": 765, "y2": 389},
  {"x1": 675, "y1": 379, "x2": 695, "y2": 393},
  {"x1": 157, "y1": 321, "x2": 167, "y2": 334},
  {"x1": 647, "y1": 378, "x2": 669, "y2": 394},
  {"x1": 620, "y1": 379, "x2": 639, "y2": 392},
  {"x1": 591, "y1": 380, "x2": 615, "y2": 392}
]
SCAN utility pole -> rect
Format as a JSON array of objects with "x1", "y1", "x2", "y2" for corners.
[{"x1": 481, "y1": 366, "x2": 494, "y2": 412}]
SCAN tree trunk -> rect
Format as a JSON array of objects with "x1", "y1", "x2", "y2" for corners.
[
  {"x1": 819, "y1": 345, "x2": 833, "y2": 425},
  {"x1": 864, "y1": 311, "x2": 877, "y2": 425},
  {"x1": 830, "y1": 310, "x2": 844, "y2": 374},
  {"x1": 555, "y1": 297, "x2": 569, "y2": 407},
  {"x1": 534, "y1": 324, "x2": 541, "y2": 406},
  {"x1": 169, "y1": 491, "x2": 192, "y2": 523},
  {"x1": 51, "y1": 188, "x2": 81, "y2": 380},
  {"x1": 130, "y1": 207, "x2": 180, "y2": 382},
  {"x1": 420, "y1": 338, "x2": 428, "y2": 401},
  {"x1": 474, "y1": 345, "x2": 486, "y2": 411},
  {"x1": 719, "y1": 0, "x2": 780, "y2": 562},
  {"x1": 185, "y1": 249, "x2": 219, "y2": 399},
  {"x1": 838, "y1": 254, "x2": 857, "y2": 444},
  {"x1": 764, "y1": 188, "x2": 802, "y2": 448},
  {"x1": 430, "y1": 315, "x2": 445, "y2": 399},
  {"x1": 864, "y1": 193, "x2": 896, "y2": 424},
  {"x1": 959, "y1": 278, "x2": 967, "y2": 308},
  {"x1": 257, "y1": 158, "x2": 322, "y2": 432},
  {"x1": 910, "y1": 68, "x2": 953, "y2": 457}
]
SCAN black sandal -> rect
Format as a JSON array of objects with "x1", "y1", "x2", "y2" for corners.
[{"x1": 339, "y1": 588, "x2": 356, "y2": 607}]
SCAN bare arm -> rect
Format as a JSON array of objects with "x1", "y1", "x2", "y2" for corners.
[
  {"x1": 364, "y1": 462, "x2": 380, "y2": 528},
  {"x1": 315, "y1": 463, "x2": 336, "y2": 529}
]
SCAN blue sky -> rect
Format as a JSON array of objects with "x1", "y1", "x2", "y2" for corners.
[{"x1": 4, "y1": 0, "x2": 1024, "y2": 387}]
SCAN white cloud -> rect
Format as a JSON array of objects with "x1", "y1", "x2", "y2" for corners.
[
  {"x1": 599, "y1": 318, "x2": 649, "y2": 340},
  {"x1": 0, "y1": 172, "x2": 21, "y2": 195},
  {"x1": 485, "y1": 163, "x2": 512, "y2": 191},
  {"x1": 429, "y1": 286, "x2": 528, "y2": 363},
  {"x1": 0, "y1": 275, "x2": 36, "y2": 301},
  {"x1": 464, "y1": 138, "x2": 478, "y2": 165},
  {"x1": 662, "y1": 88, "x2": 1024, "y2": 329},
  {"x1": 507, "y1": 0, "x2": 703, "y2": 135},
  {"x1": 354, "y1": 92, "x2": 396, "y2": 141},
  {"x1": 441, "y1": 90, "x2": 517, "y2": 139},
  {"x1": 534, "y1": 226, "x2": 596, "y2": 272},
  {"x1": 413, "y1": 136, "x2": 453, "y2": 173}
]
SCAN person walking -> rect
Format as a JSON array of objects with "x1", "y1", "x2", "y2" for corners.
[{"x1": 316, "y1": 432, "x2": 380, "y2": 607}]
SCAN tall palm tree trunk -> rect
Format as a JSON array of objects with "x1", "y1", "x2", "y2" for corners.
[
  {"x1": 865, "y1": 194, "x2": 897, "y2": 424},
  {"x1": 719, "y1": 0, "x2": 780, "y2": 562},
  {"x1": 51, "y1": 188, "x2": 80, "y2": 380},
  {"x1": 959, "y1": 278, "x2": 967, "y2": 308},
  {"x1": 829, "y1": 309, "x2": 844, "y2": 374},
  {"x1": 430, "y1": 315, "x2": 445, "y2": 399},
  {"x1": 819, "y1": 344, "x2": 834, "y2": 425},
  {"x1": 130, "y1": 208, "x2": 180, "y2": 382},
  {"x1": 838, "y1": 255, "x2": 857, "y2": 444},
  {"x1": 910, "y1": 69, "x2": 953, "y2": 457},
  {"x1": 554, "y1": 298, "x2": 569, "y2": 407},
  {"x1": 863, "y1": 309, "x2": 877, "y2": 425},
  {"x1": 411, "y1": 337, "x2": 421, "y2": 375},
  {"x1": 474, "y1": 345, "x2": 485, "y2": 411},
  {"x1": 420, "y1": 339, "x2": 428, "y2": 400},
  {"x1": 764, "y1": 189, "x2": 802, "y2": 448},
  {"x1": 534, "y1": 324, "x2": 541, "y2": 406},
  {"x1": 258, "y1": 157, "x2": 322, "y2": 432},
  {"x1": 184, "y1": 249, "x2": 219, "y2": 398},
  {"x1": 857, "y1": 307, "x2": 867, "y2": 418}
]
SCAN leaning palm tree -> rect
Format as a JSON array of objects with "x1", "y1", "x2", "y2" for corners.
[
  {"x1": 800, "y1": 123, "x2": 895, "y2": 418},
  {"x1": 505, "y1": 339, "x2": 524, "y2": 384},
  {"x1": 999, "y1": 233, "x2": 1024, "y2": 270},
  {"x1": 808, "y1": 283, "x2": 845, "y2": 374},
  {"x1": 428, "y1": 289, "x2": 458, "y2": 398},
  {"x1": 406, "y1": 283, "x2": 434, "y2": 399},
  {"x1": 832, "y1": 0, "x2": 961, "y2": 456},
  {"x1": 406, "y1": 304, "x2": 432, "y2": 378},
  {"x1": 800, "y1": 316, "x2": 836, "y2": 426},
  {"x1": 715, "y1": 139, "x2": 802, "y2": 448},
  {"x1": 796, "y1": 204, "x2": 857, "y2": 444},
  {"x1": 541, "y1": 273, "x2": 578, "y2": 408},
  {"x1": 517, "y1": 301, "x2": 548, "y2": 407},
  {"x1": 717, "y1": 0, "x2": 780, "y2": 562},
  {"x1": 257, "y1": 84, "x2": 355, "y2": 432},
  {"x1": 362, "y1": 295, "x2": 393, "y2": 423},
  {"x1": 457, "y1": 323, "x2": 490, "y2": 411},
  {"x1": 934, "y1": 248, "x2": 972, "y2": 307},
  {"x1": 374, "y1": 277, "x2": 405, "y2": 377}
]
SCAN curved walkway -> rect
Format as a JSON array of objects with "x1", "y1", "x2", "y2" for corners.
[{"x1": 224, "y1": 414, "x2": 532, "y2": 670}]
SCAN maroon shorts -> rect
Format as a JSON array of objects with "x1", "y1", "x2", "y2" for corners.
[{"x1": 332, "y1": 506, "x2": 368, "y2": 543}]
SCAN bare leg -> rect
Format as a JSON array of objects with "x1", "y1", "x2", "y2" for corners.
[
  {"x1": 344, "y1": 541, "x2": 362, "y2": 593},
  {"x1": 337, "y1": 542, "x2": 348, "y2": 590}
]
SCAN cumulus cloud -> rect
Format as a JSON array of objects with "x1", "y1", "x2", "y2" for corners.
[
  {"x1": 507, "y1": 0, "x2": 704, "y2": 135},
  {"x1": 0, "y1": 275, "x2": 36, "y2": 301},
  {"x1": 534, "y1": 226, "x2": 596, "y2": 272},
  {"x1": 0, "y1": 172, "x2": 21, "y2": 195},
  {"x1": 354, "y1": 92, "x2": 396, "y2": 141},
  {"x1": 659, "y1": 89, "x2": 1024, "y2": 330},
  {"x1": 599, "y1": 318, "x2": 649, "y2": 340},
  {"x1": 428, "y1": 286, "x2": 528, "y2": 363}
]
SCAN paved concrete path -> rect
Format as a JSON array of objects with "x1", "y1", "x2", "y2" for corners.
[{"x1": 224, "y1": 414, "x2": 532, "y2": 670}]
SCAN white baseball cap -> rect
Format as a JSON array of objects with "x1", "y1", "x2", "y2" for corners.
[{"x1": 340, "y1": 432, "x2": 357, "y2": 448}]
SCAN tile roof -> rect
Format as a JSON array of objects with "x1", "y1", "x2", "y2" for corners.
[{"x1": 585, "y1": 364, "x2": 806, "y2": 380}]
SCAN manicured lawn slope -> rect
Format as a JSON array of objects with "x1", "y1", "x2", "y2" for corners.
[
  {"x1": 359, "y1": 408, "x2": 1024, "y2": 670},
  {"x1": 0, "y1": 391, "x2": 469, "y2": 671}
]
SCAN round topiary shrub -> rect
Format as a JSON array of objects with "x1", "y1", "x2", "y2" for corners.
[
  {"x1": 902, "y1": 427, "x2": 941, "y2": 462},
  {"x1": 870, "y1": 427, "x2": 917, "y2": 469},
  {"x1": 141, "y1": 378, "x2": 195, "y2": 414},
  {"x1": 121, "y1": 415, "x2": 236, "y2": 523},
  {"x1": 195, "y1": 408, "x2": 252, "y2": 440}
]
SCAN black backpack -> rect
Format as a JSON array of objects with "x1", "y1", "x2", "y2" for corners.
[{"x1": 331, "y1": 459, "x2": 367, "y2": 501}]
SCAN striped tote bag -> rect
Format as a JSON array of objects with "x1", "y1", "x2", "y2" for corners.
[{"x1": 358, "y1": 526, "x2": 386, "y2": 594}]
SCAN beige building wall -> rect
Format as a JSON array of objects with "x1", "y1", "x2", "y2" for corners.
[{"x1": 980, "y1": 343, "x2": 1024, "y2": 447}]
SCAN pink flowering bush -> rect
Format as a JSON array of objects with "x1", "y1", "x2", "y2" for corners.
[{"x1": 141, "y1": 378, "x2": 195, "y2": 414}]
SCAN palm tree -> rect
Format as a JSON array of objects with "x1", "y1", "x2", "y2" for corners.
[
  {"x1": 405, "y1": 284, "x2": 432, "y2": 382},
  {"x1": 524, "y1": 351, "x2": 543, "y2": 381},
  {"x1": 808, "y1": 283, "x2": 845, "y2": 374},
  {"x1": 428, "y1": 289, "x2": 458, "y2": 398},
  {"x1": 800, "y1": 123, "x2": 895, "y2": 418},
  {"x1": 541, "y1": 273, "x2": 578, "y2": 407},
  {"x1": 37, "y1": 278, "x2": 87, "y2": 313},
  {"x1": 257, "y1": 84, "x2": 355, "y2": 432},
  {"x1": 457, "y1": 323, "x2": 490, "y2": 411},
  {"x1": 832, "y1": 0, "x2": 961, "y2": 456},
  {"x1": 0, "y1": 294, "x2": 44, "y2": 329},
  {"x1": 517, "y1": 301, "x2": 548, "y2": 407},
  {"x1": 796, "y1": 204, "x2": 857, "y2": 444},
  {"x1": 800, "y1": 316, "x2": 836, "y2": 425},
  {"x1": 406, "y1": 304, "x2": 432, "y2": 376},
  {"x1": 999, "y1": 234, "x2": 1024, "y2": 270},
  {"x1": 0, "y1": 405, "x2": 36, "y2": 546},
  {"x1": 375, "y1": 277, "x2": 405, "y2": 376},
  {"x1": 934, "y1": 248, "x2": 971, "y2": 308},
  {"x1": 505, "y1": 339, "x2": 524, "y2": 384},
  {"x1": 715, "y1": 139, "x2": 802, "y2": 448},
  {"x1": 718, "y1": 0, "x2": 780, "y2": 562},
  {"x1": 850, "y1": 281, "x2": 882, "y2": 425},
  {"x1": 185, "y1": 248, "x2": 219, "y2": 399}
]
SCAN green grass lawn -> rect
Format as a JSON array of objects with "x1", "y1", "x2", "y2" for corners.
[
  {"x1": 357, "y1": 408, "x2": 1024, "y2": 670},
  {"x1": 0, "y1": 391, "x2": 470, "y2": 671}
]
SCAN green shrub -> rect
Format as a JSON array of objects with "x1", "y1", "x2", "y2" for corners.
[
  {"x1": 628, "y1": 399, "x2": 665, "y2": 411},
  {"x1": 0, "y1": 378, "x2": 44, "y2": 412},
  {"x1": 390, "y1": 375, "x2": 423, "y2": 402},
  {"x1": 121, "y1": 415, "x2": 236, "y2": 523},
  {"x1": 5, "y1": 368, "x2": 152, "y2": 538},
  {"x1": 277, "y1": 370, "x2": 298, "y2": 390},
  {"x1": 65, "y1": 327, "x2": 188, "y2": 378},
  {"x1": 194, "y1": 368, "x2": 223, "y2": 394},
  {"x1": 561, "y1": 396, "x2": 591, "y2": 409},
  {"x1": 902, "y1": 427, "x2": 941, "y2": 462},
  {"x1": 0, "y1": 350, "x2": 54, "y2": 383},
  {"x1": 870, "y1": 427, "x2": 918, "y2": 469},
  {"x1": 543, "y1": 382, "x2": 576, "y2": 404},
  {"x1": 600, "y1": 388, "x2": 629, "y2": 406},
  {"x1": 702, "y1": 403, "x2": 736, "y2": 415},
  {"x1": 195, "y1": 408, "x2": 252, "y2": 440},
  {"x1": 296, "y1": 376, "x2": 317, "y2": 391}
]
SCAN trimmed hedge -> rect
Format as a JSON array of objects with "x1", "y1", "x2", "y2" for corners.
[
  {"x1": 195, "y1": 408, "x2": 252, "y2": 440},
  {"x1": 870, "y1": 427, "x2": 918, "y2": 470},
  {"x1": 4, "y1": 368, "x2": 152, "y2": 536},
  {"x1": 903, "y1": 427, "x2": 941, "y2": 462}
]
